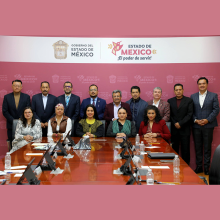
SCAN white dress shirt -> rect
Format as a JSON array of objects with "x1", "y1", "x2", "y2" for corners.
[
  {"x1": 42, "y1": 94, "x2": 48, "y2": 109},
  {"x1": 113, "y1": 102, "x2": 121, "y2": 120},
  {"x1": 199, "y1": 90, "x2": 207, "y2": 108},
  {"x1": 47, "y1": 117, "x2": 72, "y2": 138},
  {"x1": 90, "y1": 97, "x2": 98, "y2": 106},
  {"x1": 153, "y1": 99, "x2": 160, "y2": 108}
]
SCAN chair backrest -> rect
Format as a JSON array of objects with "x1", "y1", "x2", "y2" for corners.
[
  {"x1": 71, "y1": 119, "x2": 74, "y2": 137},
  {"x1": 12, "y1": 119, "x2": 19, "y2": 140},
  {"x1": 166, "y1": 122, "x2": 171, "y2": 133},
  {"x1": 100, "y1": 120, "x2": 105, "y2": 137},
  {"x1": 209, "y1": 144, "x2": 220, "y2": 185}
]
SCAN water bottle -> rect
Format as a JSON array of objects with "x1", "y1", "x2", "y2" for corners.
[
  {"x1": 146, "y1": 168, "x2": 154, "y2": 185},
  {"x1": 135, "y1": 134, "x2": 140, "y2": 145},
  {"x1": 173, "y1": 155, "x2": 180, "y2": 174},
  {"x1": 5, "y1": 152, "x2": 11, "y2": 170},
  {"x1": 140, "y1": 141, "x2": 145, "y2": 151}
]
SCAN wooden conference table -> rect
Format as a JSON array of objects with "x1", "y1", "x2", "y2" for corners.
[{"x1": 0, "y1": 137, "x2": 205, "y2": 185}]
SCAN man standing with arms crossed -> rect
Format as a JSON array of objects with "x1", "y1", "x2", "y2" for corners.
[{"x1": 191, "y1": 77, "x2": 219, "y2": 175}]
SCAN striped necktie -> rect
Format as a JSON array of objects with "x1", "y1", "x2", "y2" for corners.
[{"x1": 66, "y1": 96, "x2": 70, "y2": 106}]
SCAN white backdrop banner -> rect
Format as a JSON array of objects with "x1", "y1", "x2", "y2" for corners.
[{"x1": 0, "y1": 36, "x2": 220, "y2": 63}]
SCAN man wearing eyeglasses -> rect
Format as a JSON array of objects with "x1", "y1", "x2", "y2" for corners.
[
  {"x1": 57, "y1": 81, "x2": 80, "y2": 131},
  {"x1": 2, "y1": 80, "x2": 30, "y2": 147},
  {"x1": 80, "y1": 84, "x2": 106, "y2": 119}
]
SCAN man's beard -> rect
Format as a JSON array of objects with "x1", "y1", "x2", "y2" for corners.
[
  {"x1": 65, "y1": 91, "x2": 71, "y2": 95},
  {"x1": 90, "y1": 95, "x2": 97, "y2": 98}
]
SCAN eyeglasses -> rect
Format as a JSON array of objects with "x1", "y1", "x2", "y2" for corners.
[
  {"x1": 13, "y1": 85, "x2": 21, "y2": 88},
  {"x1": 90, "y1": 89, "x2": 97, "y2": 92},
  {"x1": 24, "y1": 112, "x2": 32, "y2": 114},
  {"x1": 64, "y1": 86, "x2": 72, "y2": 88}
]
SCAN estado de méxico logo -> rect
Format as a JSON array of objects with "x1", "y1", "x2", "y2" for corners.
[
  {"x1": 108, "y1": 41, "x2": 157, "y2": 61},
  {"x1": 53, "y1": 40, "x2": 69, "y2": 59}
]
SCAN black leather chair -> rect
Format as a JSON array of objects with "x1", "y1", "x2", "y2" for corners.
[
  {"x1": 12, "y1": 119, "x2": 19, "y2": 140},
  {"x1": 209, "y1": 144, "x2": 220, "y2": 185},
  {"x1": 100, "y1": 120, "x2": 105, "y2": 137}
]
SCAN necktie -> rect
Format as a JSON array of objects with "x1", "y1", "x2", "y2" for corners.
[
  {"x1": 66, "y1": 96, "x2": 70, "y2": 106},
  {"x1": 92, "y1": 99, "x2": 95, "y2": 106}
]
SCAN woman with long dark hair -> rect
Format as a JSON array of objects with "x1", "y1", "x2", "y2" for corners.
[
  {"x1": 107, "y1": 107, "x2": 136, "y2": 137},
  {"x1": 10, "y1": 107, "x2": 42, "y2": 153},
  {"x1": 76, "y1": 104, "x2": 104, "y2": 137},
  {"x1": 139, "y1": 105, "x2": 171, "y2": 141}
]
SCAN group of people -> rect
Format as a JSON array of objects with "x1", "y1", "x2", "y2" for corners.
[{"x1": 2, "y1": 77, "x2": 219, "y2": 175}]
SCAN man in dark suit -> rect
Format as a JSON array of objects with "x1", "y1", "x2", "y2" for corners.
[
  {"x1": 80, "y1": 84, "x2": 106, "y2": 119},
  {"x1": 31, "y1": 81, "x2": 58, "y2": 137},
  {"x1": 147, "y1": 87, "x2": 170, "y2": 122},
  {"x1": 190, "y1": 77, "x2": 219, "y2": 175},
  {"x1": 168, "y1": 84, "x2": 193, "y2": 165},
  {"x1": 2, "y1": 79, "x2": 30, "y2": 145},
  {"x1": 57, "y1": 81, "x2": 80, "y2": 134},
  {"x1": 126, "y1": 86, "x2": 148, "y2": 132},
  {"x1": 104, "y1": 90, "x2": 132, "y2": 127}
]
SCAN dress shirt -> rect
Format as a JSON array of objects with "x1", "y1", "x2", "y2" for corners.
[
  {"x1": 42, "y1": 94, "x2": 48, "y2": 109},
  {"x1": 153, "y1": 99, "x2": 160, "y2": 108},
  {"x1": 90, "y1": 97, "x2": 98, "y2": 106},
  {"x1": 199, "y1": 90, "x2": 207, "y2": 108},
  {"x1": 47, "y1": 117, "x2": 72, "y2": 138},
  {"x1": 113, "y1": 102, "x2": 121, "y2": 120}
]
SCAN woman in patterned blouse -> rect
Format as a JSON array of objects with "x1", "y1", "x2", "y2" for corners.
[
  {"x1": 10, "y1": 107, "x2": 42, "y2": 153},
  {"x1": 76, "y1": 104, "x2": 104, "y2": 137}
]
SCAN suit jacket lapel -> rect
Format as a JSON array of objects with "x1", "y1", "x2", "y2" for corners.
[
  {"x1": 178, "y1": 96, "x2": 186, "y2": 110},
  {"x1": 17, "y1": 93, "x2": 24, "y2": 112},
  {"x1": 96, "y1": 98, "x2": 101, "y2": 109},
  {"x1": 202, "y1": 91, "x2": 209, "y2": 108},
  {"x1": 11, "y1": 93, "x2": 17, "y2": 112},
  {"x1": 39, "y1": 94, "x2": 45, "y2": 111},
  {"x1": 44, "y1": 94, "x2": 51, "y2": 111},
  {"x1": 158, "y1": 100, "x2": 163, "y2": 111}
]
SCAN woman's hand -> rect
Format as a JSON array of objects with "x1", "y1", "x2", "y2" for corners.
[
  {"x1": 144, "y1": 133, "x2": 157, "y2": 138},
  {"x1": 24, "y1": 135, "x2": 33, "y2": 142},
  {"x1": 52, "y1": 133, "x2": 63, "y2": 137},
  {"x1": 117, "y1": 133, "x2": 126, "y2": 137}
]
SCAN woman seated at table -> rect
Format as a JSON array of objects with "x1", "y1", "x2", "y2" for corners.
[
  {"x1": 76, "y1": 104, "x2": 104, "y2": 137},
  {"x1": 139, "y1": 105, "x2": 171, "y2": 142},
  {"x1": 10, "y1": 107, "x2": 42, "y2": 154},
  {"x1": 47, "y1": 103, "x2": 72, "y2": 137},
  {"x1": 106, "y1": 107, "x2": 136, "y2": 137}
]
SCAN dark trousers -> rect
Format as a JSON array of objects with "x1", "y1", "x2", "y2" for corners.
[
  {"x1": 42, "y1": 127, "x2": 48, "y2": 137},
  {"x1": 171, "y1": 133, "x2": 190, "y2": 165},
  {"x1": 193, "y1": 127, "x2": 214, "y2": 169},
  {"x1": 7, "y1": 129, "x2": 13, "y2": 150}
]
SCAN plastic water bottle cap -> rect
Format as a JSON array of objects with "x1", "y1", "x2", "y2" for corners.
[
  {"x1": 148, "y1": 168, "x2": 152, "y2": 172},
  {"x1": 137, "y1": 134, "x2": 139, "y2": 136},
  {"x1": 141, "y1": 141, "x2": 143, "y2": 144},
  {"x1": 175, "y1": 155, "x2": 178, "y2": 158}
]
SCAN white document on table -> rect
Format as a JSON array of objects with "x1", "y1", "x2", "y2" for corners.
[
  {"x1": 26, "y1": 153, "x2": 43, "y2": 156},
  {"x1": 149, "y1": 166, "x2": 170, "y2": 169},
  {"x1": 4, "y1": 170, "x2": 25, "y2": 173},
  {"x1": 10, "y1": 166, "x2": 27, "y2": 169},
  {"x1": 0, "y1": 171, "x2": 7, "y2": 175},
  {"x1": 32, "y1": 143, "x2": 49, "y2": 146},
  {"x1": 14, "y1": 174, "x2": 23, "y2": 177}
]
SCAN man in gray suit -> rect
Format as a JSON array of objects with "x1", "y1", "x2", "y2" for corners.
[
  {"x1": 126, "y1": 86, "x2": 148, "y2": 133},
  {"x1": 190, "y1": 77, "x2": 219, "y2": 175}
]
